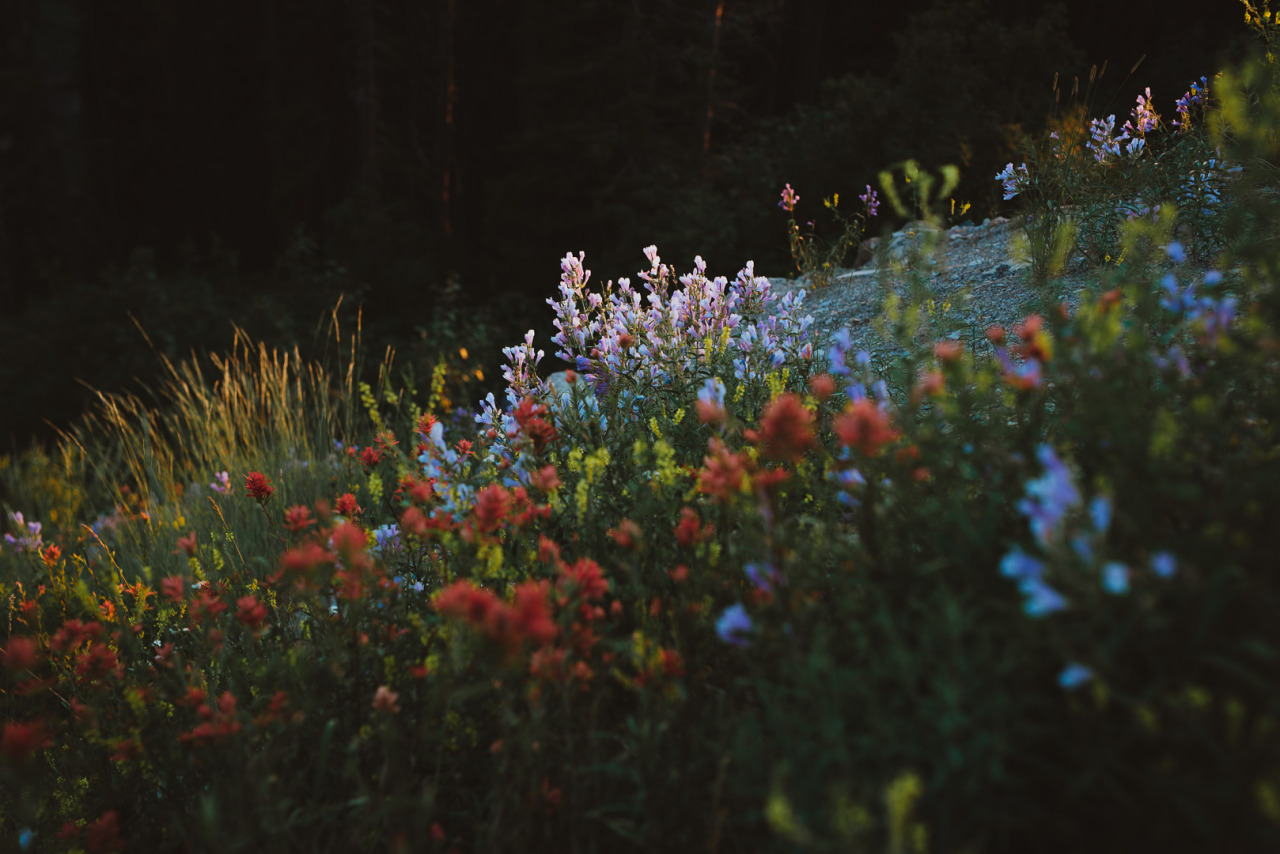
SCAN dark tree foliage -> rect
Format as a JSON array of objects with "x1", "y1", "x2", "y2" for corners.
[{"x1": 0, "y1": 0, "x2": 1245, "y2": 450}]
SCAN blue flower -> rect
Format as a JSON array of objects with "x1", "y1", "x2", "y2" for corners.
[
  {"x1": 1166, "y1": 241, "x2": 1186, "y2": 264},
  {"x1": 1151, "y1": 551, "x2": 1177, "y2": 579},
  {"x1": 698, "y1": 377, "x2": 726, "y2": 409},
  {"x1": 1102, "y1": 562, "x2": 1131, "y2": 594},
  {"x1": 716, "y1": 604, "x2": 754, "y2": 646},
  {"x1": 1058, "y1": 663, "x2": 1095, "y2": 690},
  {"x1": 1000, "y1": 547, "x2": 1046, "y2": 582},
  {"x1": 1089, "y1": 495, "x2": 1112, "y2": 534},
  {"x1": 1070, "y1": 534, "x2": 1094, "y2": 565},
  {"x1": 1020, "y1": 577, "x2": 1068, "y2": 617},
  {"x1": 1018, "y1": 445, "x2": 1080, "y2": 544}
]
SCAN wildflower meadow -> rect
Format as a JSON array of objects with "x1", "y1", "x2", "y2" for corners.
[{"x1": 4, "y1": 12, "x2": 1280, "y2": 854}]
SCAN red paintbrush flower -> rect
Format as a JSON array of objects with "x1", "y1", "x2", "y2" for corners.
[{"x1": 244, "y1": 472, "x2": 274, "y2": 503}]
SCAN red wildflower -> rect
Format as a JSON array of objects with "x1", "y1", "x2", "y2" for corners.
[
  {"x1": 986, "y1": 325, "x2": 1007, "y2": 346},
  {"x1": 1013, "y1": 314, "x2": 1052, "y2": 362},
  {"x1": 2, "y1": 636, "x2": 39, "y2": 672},
  {"x1": 189, "y1": 590, "x2": 228, "y2": 624},
  {"x1": 416, "y1": 412, "x2": 438, "y2": 437},
  {"x1": 434, "y1": 580, "x2": 502, "y2": 626},
  {"x1": 473, "y1": 484, "x2": 512, "y2": 534},
  {"x1": 530, "y1": 464, "x2": 562, "y2": 493},
  {"x1": 178, "y1": 686, "x2": 207, "y2": 707},
  {"x1": 933, "y1": 340, "x2": 964, "y2": 365},
  {"x1": 747, "y1": 392, "x2": 815, "y2": 463},
  {"x1": 659, "y1": 648, "x2": 685, "y2": 678},
  {"x1": 74, "y1": 644, "x2": 122, "y2": 683},
  {"x1": 1, "y1": 719, "x2": 51, "y2": 761},
  {"x1": 607, "y1": 518, "x2": 642, "y2": 550},
  {"x1": 358, "y1": 446, "x2": 384, "y2": 469},
  {"x1": 335, "y1": 492, "x2": 363, "y2": 517},
  {"x1": 511, "y1": 580, "x2": 558, "y2": 646},
  {"x1": 512, "y1": 396, "x2": 557, "y2": 452},
  {"x1": 912, "y1": 369, "x2": 945, "y2": 403},
  {"x1": 236, "y1": 596, "x2": 269, "y2": 631},
  {"x1": 697, "y1": 397, "x2": 728, "y2": 427},
  {"x1": 283, "y1": 505, "x2": 315, "y2": 533},
  {"x1": 541, "y1": 778, "x2": 563, "y2": 812},
  {"x1": 455, "y1": 438, "x2": 474, "y2": 458},
  {"x1": 698, "y1": 437, "x2": 749, "y2": 502},
  {"x1": 558, "y1": 557, "x2": 609, "y2": 601},
  {"x1": 331, "y1": 521, "x2": 369, "y2": 558},
  {"x1": 49, "y1": 619, "x2": 103, "y2": 654},
  {"x1": 530, "y1": 647, "x2": 568, "y2": 683},
  {"x1": 538, "y1": 535, "x2": 562, "y2": 565},
  {"x1": 669, "y1": 565, "x2": 689, "y2": 583},
  {"x1": 154, "y1": 641, "x2": 175, "y2": 669},
  {"x1": 280, "y1": 541, "x2": 331, "y2": 576},
  {"x1": 371, "y1": 685, "x2": 400, "y2": 714},
  {"x1": 1098, "y1": 288, "x2": 1122, "y2": 312},
  {"x1": 40, "y1": 544, "x2": 62, "y2": 567},
  {"x1": 401, "y1": 506, "x2": 429, "y2": 538},
  {"x1": 834, "y1": 399, "x2": 901, "y2": 457},
  {"x1": 86, "y1": 810, "x2": 125, "y2": 854},
  {"x1": 809, "y1": 373, "x2": 837, "y2": 399},
  {"x1": 109, "y1": 736, "x2": 140, "y2": 762},
  {"x1": 244, "y1": 471, "x2": 274, "y2": 502},
  {"x1": 174, "y1": 531, "x2": 197, "y2": 558},
  {"x1": 375, "y1": 429, "x2": 399, "y2": 450},
  {"x1": 674, "y1": 507, "x2": 714, "y2": 549}
]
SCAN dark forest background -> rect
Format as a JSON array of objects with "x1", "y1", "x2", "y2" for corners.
[{"x1": 0, "y1": 0, "x2": 1251, "y2": 451}]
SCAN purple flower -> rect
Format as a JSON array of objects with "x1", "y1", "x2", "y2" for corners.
[
  {"x1": 210, "y1": 471, "x2": 232, "y2": 495},
  {"x1": 779, "y1": 183, "x2": 799, "y2": 213},
  {"x1": 744, "y1": 562, "x2": 785, "y2": 593},
  {"x1": 716, "y1": 604, "x2": 754, "y2": 646},
  {"x1": 1059, "y1": 662, "x2": 1095, "y2": 690},
  {"x1": 1122, "y1": 87, "x2": 1160, "y2": 136},
  {"x1": 995, "y1": 162, "x2": 1029, "y2": 200},
  {"x1": 859, "y1": 184, "x2": 880, "y2": 217},
  {"x1": 1151, "y1": 552, "x2": 1177, "y2": 579},
  {"x1": 1086, "y1": 114, "x2": 1129, "y2": 164},
  {"x1": 3, "y1": 512, "x2": 43, "y2": 553}
]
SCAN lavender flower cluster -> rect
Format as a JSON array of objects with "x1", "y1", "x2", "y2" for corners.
[{"x1": 477, "y1": 247, "x2": 817, "y2": 462}]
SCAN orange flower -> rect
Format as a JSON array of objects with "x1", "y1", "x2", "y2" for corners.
[{"x1": 834, "y1": 399, "x2": 901, "y2": 457}]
